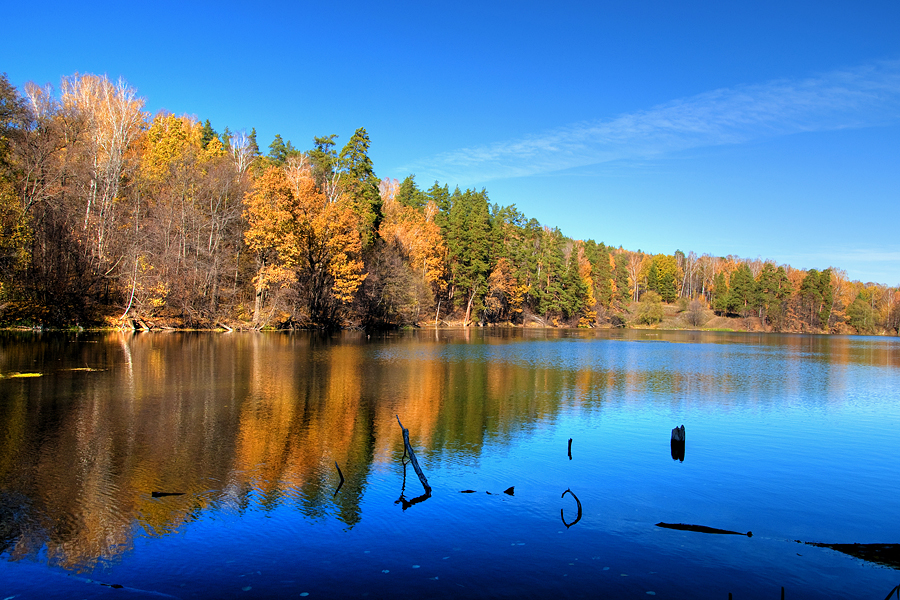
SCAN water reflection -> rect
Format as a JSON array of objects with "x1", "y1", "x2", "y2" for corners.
[{"x1": 0, "y1": 329, "x2": 897, "y2": 576}]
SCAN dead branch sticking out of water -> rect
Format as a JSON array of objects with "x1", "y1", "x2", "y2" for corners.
[
  {"x1": 568, "y1": 438, "x2": 572, "y2": 460},
  {"x1": 396, "y1": 415, "x2": 431, "y2": 494}
]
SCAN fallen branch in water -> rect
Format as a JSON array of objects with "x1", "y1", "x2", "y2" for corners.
[
  {"x1": 561, "y1": 488, "x2": 582, "y2": 529},
  {"x1": 656, "y1": 522, "x2": 752, "y2": 537},
  {"x1": 396, "y1": 415, "x2": 431, "y2": 494}
]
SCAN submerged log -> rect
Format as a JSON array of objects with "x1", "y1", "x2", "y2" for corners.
[
  {"x1": 396, "y1": 416, "x2": 431, "y2": 494},
  {"x1": 656, "y1": 522, "x2": 751, "y2": 537}
]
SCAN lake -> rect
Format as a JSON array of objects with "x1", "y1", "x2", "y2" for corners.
[{"x1": 1, "y1": 329, "x2": 899, "y2": 599}]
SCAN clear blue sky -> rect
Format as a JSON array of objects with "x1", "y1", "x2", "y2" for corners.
[{"x1": 4, "y1": 0, "x2": 899, "y2": 285}]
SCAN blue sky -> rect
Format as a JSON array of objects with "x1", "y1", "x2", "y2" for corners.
[{"x1": 4, "y1": 1, "x2": 899, "y2": 284}]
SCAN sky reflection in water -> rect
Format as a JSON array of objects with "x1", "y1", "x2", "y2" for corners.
[{"x1": 0, "y1": 329, "x2": 899, "y2": 599}]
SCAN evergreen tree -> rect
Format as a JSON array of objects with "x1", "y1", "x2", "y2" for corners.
[
  {"x1": 712, "y1": 272, "x2": 729, "y2": 315},
  {"x1": 267, "y1": 134, "x2": 297, "y2": 164},
  {"x1": 446, "y1": 188, "x2": 492, "y2": 324},
  {"x1": 396, "y1": 175, "x2": 427, "y2": 210},
  {"x1": 756, "y1": 263, "x2": 792, "y2": 328},
  {"x1": 800, "y1": 268, "x2": 833, "y2": 330},
  {"x1": 200, "y1": 119, "x2": 217, "y2": 149},
  {"x1": 726, "y1": 263, "x2": 757, "y2": 317},
  {"x1": 646, "y1": 263, "x2": 659, "y2": 296},
  {"x1": 309, "y1": 134, "x2": 338, "y2": 190},
  {"x1": 613, "y1": 253, "x2": 630, "y2": 310},
  {"x1": 248, "y1": 128, "x2": 260, "y2": 157},
  {"x1": 847, "y1": 293, "x2": 876, "y2": 333},
  {"x1": 339, "y1": 128, "x2": 382, "y2": 248}
]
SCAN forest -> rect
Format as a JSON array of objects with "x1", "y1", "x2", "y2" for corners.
[{"x1": 1, "y1": 73, "x2": 898, "y2": 335}]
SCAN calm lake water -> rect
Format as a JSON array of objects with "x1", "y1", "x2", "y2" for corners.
[{"x1": 1, "y1": 329, "x2": 899, "y2": 599}]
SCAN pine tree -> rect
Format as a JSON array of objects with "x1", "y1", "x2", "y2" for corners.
[
  {"x1": 446, "y1": 188, "x2": 492, "y2": 325},
  {"x1": 248, "y1": 128, "x2": 260, "y2": 157},
  {"x1": 396, "y1": 175, "x2": 427, "y2": 210},
  {"x1": 726, "y1": 263, "x2": 757, "y2": 317},
  {"x1": 712, "y1": 272, "x2": 729, "y2": 315},
  {"x1": 200, "y1": 119, "x2": 217, "y2": 149},
  {"x1": 339, "y1": 128, "x2": 382, "y2": 248}
]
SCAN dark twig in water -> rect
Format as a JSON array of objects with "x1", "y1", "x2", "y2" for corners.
[
  {"x1": 151, "y1": 492, "x2": 185, "y2": 498},
  {"x1": 396, "y1": 415, "x2": 431, "y2": 494},
  {"x1": 334, "y1": 461, "x2": 345, "y2": 496},
  {"x1": 568, "y1": 438, "x2": 573, "y2": 460},
  {"x1": 883, "y1": 583, "x2": 900, "y2": 600},
  {"x1": 560, "y1": 488, "x2": 582, "y2": 529}
]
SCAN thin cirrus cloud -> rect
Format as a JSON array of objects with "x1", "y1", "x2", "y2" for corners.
[{"x1": 401, "y1": 60, "x2": 900, "y2": 185}]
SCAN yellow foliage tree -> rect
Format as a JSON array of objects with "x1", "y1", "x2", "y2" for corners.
[
  {"x1": 244, "y1": 158, "x2": 366, "y2": 327},
  {"x1": 575, "y1": 242, "x2": 597, "y2": 326},
  {"x1": 379, "y1": 184, "x2": 447, "y2": 291}
]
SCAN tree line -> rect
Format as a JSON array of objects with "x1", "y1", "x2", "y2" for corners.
[{"x1": 1, "y1": 73, "x2": 898, "y2": 334}]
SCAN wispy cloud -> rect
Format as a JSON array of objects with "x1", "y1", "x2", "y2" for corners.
[{"x1": 401, "y1": 60, "x2": 900, "y2": 185}]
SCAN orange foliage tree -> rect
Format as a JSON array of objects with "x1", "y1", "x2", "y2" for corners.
[{"x1": 244, "y1": 157, "x2": 365, "y2": 327}]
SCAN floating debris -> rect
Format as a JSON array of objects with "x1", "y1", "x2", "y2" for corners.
[
  {"x1": 1, "y1": 372, "x2": 42, "y2": 379},
  {"x1": 503, "y1": 486, "x2": 515, "y2": 496},
  {"x1": 152, "y1": 492, "x2": 186, "y2": 498}
]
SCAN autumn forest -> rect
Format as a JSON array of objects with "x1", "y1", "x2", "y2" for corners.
[{"x1": 1, "y1": 73, "x2": 898, "y2": 335}]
